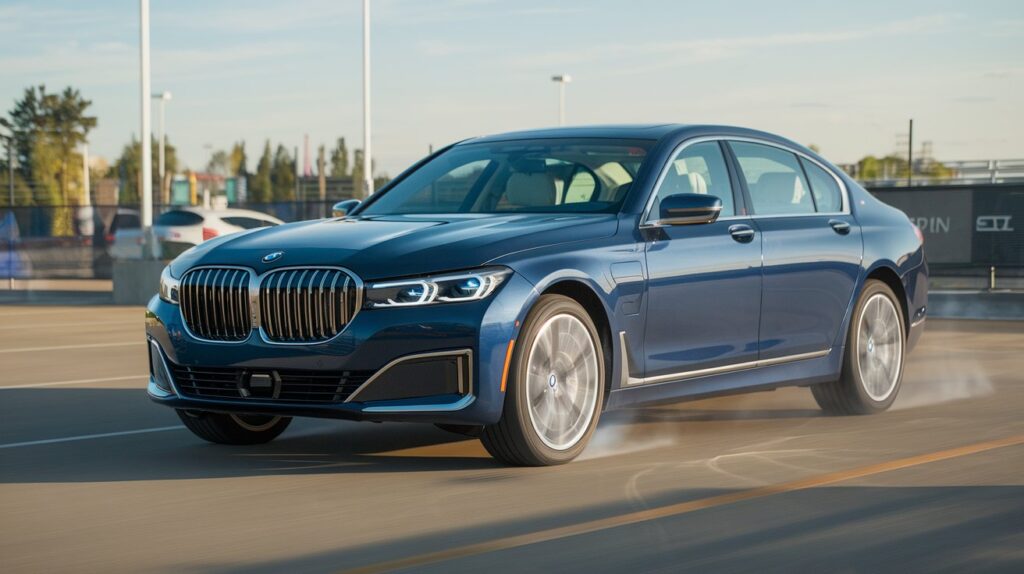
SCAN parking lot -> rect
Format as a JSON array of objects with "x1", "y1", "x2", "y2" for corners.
[{"x1": 1, "y1": 304, "x2": 1022, "y2": 573}]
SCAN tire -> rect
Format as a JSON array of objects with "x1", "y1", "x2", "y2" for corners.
[
  {"x1": 176, "y1": 410, "x2": 292, "y2": 445},
  {"x1": 812, "y1": 280, "x2": 906, "y2": 415},
  {"x1": 481, "y1": 294, "x2": 605, "y2": 466}
]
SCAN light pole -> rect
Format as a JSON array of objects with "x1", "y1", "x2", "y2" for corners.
[
  {"x1": 152, "y1": 91, "x2": 172, "y2": 203},
  {"x1": 3, "y1": 132, "x2": 13, "y2": 290},
  {"x1": 551, "y1": 74, "x2": 572, "y2": 126},
  {"x1": 139, "y1": 0, "x2": 154, "y2": 258},
  {"x1": 362, "y1": 0, "x2": 373, "y2": 197}
]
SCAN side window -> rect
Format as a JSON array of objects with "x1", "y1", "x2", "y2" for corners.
[
  {"x1": 800, "y1": 158, "x2": 843, "y2": 213},
  {"x1": 730, "y1": 142, "x2": 813, "y2": 216},
  {"x1": 651, "y1": 141, "x2": 735, "y2": 219},
  {"x1": 221, "y1": 216, "x2": 264, "y2": 229},
  {"x1": 563, "y1": 170, "x2": 597, "y2": 204}
]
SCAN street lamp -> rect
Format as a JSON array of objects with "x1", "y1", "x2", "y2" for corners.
[
  {"x1": 362, "y1": 0, "x2": 373, "y2": 197},
  {"x1": 551, "y1": 74, "x2": 572, "y2": 126},
  {"x1": 152, "y1": 91, "x2": 172, "y2": 201}
]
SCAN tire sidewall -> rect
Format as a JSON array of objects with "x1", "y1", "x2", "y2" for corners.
[
  {"x1": 845, "y1": 280, "x2": 906, "y2": 412},
  {"x1": 508, "y1": 295, "x2": 605, "y2": 464}
]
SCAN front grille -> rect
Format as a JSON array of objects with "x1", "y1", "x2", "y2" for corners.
[
  {"x1": 258, "y1": 268, "x2": 360, "y2": 343},
  {"x1": 170, "y1": 363, "x2": 372, "y2": 404},
  {"x1": 179, "y1": 267, "x2": 253, "y2": 342}
]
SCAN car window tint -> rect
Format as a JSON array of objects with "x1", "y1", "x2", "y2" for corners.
[
  {"x1": 155, "y1": 210, "x2": 204, "y2": 226},
  {"x1": 221, "y1": 216, "x2": 269, "y2": 229},
  {"x1": 400, "y1": 159, "x2": 491, "y2": 213},
  {"x1": 112, "y1": 213, "x2": 140, "y2": 231},
  {"x1": 651, "y1": 141, "x2": 734, "y2": 218},
  {"x1": 563, "y1": 170, "x2": 597, "y2": 204},
  {"x1": 800, "y1": 158, "x2": 843, "y2": 213},
  {"x1": 730, "y1": 142, "x2": 814, "y2": 216}
]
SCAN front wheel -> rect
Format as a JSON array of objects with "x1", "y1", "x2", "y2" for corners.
[
  {"x1": 812, "y1": 280, "x2": 906, "y2": 415},
  {"x1": 176, "y1": 410, "x2": 292, "y2": 445},
  {"x1": 481, "y1": 295, "x2": 605, "y2": 466}
]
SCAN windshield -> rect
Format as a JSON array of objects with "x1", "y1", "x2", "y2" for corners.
[{"x1": 360, "y1": 138, "x2": 653, "y2": 215}]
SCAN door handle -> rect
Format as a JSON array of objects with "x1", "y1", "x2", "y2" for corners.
[
  {"x1": 729, "y1": 224, "x2": 756, "y2": 243},
  {"x1": 829, "y1": 219, "x2": 851, "y2": 235}
]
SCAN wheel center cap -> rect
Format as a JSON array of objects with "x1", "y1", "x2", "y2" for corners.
[
  {"x1": 548, "y1": 373, "x2": 557, "y2": 388},
  {"x1": 867, "y1": 338, "x2": 875, "y2": 353}
]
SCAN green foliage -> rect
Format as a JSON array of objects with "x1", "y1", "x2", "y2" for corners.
[
  {"x1": 270, "y1": 145, "x2": 295, "y2": 201},
  {"x1": 229, "y1": 141, "x2": 247, "y2": 177},
  {"x1": 329, "y1": 137, "x2": 349, "y2": 177},
  {"x1": 109, "y1": 136, "x2": 178, "y2": 204},
  {"x1": 206, "y1": 149, "x2": 230, "y2": 176},
  {"x1": 249, "y1": 140, "x2": 273, "y2": 202},
  {"x1": 2, "y1": 85, "x2": 96, "y2": 214}
]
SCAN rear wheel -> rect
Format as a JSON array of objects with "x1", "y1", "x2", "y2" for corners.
[
  {"x1": 812, "y1": 280, "x2": 906, "y2": 415},
  {"x1": 176, "y1": 410, "x2": 291, "y2": 445},
  {"x1": 481, "y1": 295, "x2": 604, "y2": 466}
]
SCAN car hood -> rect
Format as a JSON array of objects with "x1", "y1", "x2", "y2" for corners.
[{"x1": 173, "y1": 213, "x2": 618, "y2": 280}]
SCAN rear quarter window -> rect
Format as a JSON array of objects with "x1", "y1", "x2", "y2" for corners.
[{"x1": 156, "y1": 211, "x2": 204, "y2": 226}]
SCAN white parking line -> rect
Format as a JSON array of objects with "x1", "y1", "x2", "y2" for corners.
[
  {"x1": 0, "y1": 341, "x2": 143, "y2": 354},
  {"x1": 0, "y1": 319, "x2": 140, "y2": 330},
  {"x1": 0, "y1": 426, "x2": 184, "y2": 449},
  {"x1": 0, "y1": 374, "x2": 147, "y2": 390}
]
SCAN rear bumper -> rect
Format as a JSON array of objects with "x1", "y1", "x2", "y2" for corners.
[{"x1": 145, "y1": 271, "x2": 535, "y2": 425}]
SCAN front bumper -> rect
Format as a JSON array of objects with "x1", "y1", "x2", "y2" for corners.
[{"x1": 146, "y1": 271, "x2": 534, "y2": 425}]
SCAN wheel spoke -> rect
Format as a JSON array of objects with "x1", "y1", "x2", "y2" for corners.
[{"x1": 524, "y1": 312, "x2": 600, "y2": 451}]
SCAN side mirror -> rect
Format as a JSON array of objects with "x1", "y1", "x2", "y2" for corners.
[
  {"x1": 656, "y1": 193, "x2": 722, "y2": 225},
  {"x1": 332, "y1": 199, "x2": 361, "y2": 218}
]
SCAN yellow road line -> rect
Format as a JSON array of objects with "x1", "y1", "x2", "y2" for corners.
[{"x1": 343, "y1": 434, "x2": 1024, "y2": 574}]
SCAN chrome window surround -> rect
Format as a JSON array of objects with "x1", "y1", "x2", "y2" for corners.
[
  {"x1": 640, "y1": 136, "x2": 851, "y2": 228},
  {"x1": 177, "y1": 265, "x2": 363, "y2": 346}
]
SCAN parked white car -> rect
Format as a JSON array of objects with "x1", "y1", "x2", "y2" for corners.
[{"x1": 112, "y1": 207, "x2": 284, "y2": 260}]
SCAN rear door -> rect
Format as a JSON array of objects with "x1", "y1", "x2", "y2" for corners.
[
  {"x1": 727, "y1": 140, "x2": 861, "y2": 360},
  {"x1": 640, "y1": 140, "x2": 762, "y2": 381}
]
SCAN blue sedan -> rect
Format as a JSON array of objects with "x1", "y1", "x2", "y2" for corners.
[{"x1": 146, "y1": 124, "x2": 928, "y2": 465}]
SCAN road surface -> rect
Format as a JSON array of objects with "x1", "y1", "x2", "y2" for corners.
[{"x1": 1, "y1": 305, "x2": 1021, "y2": 573}]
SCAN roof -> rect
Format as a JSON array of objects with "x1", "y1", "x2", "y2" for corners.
[{"x1": 461, "y1": 124, "x2": 812, "y2": 157}]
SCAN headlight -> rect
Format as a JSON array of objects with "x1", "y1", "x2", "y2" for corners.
[
  {"x1": 159, "y1": 266, "x2": 180, "y2": 304},
  {"x1": 365, "y1": 267, "x2": 511, "y2": 308}
]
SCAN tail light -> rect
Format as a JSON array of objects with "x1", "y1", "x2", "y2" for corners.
[{"x1": 202, "y1": 227, "x2": 219, "y2": 241}]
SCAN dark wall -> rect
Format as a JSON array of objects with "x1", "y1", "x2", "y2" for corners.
[{"x1": 870, "y1": 184, "x2": 1023, "y2": 268}]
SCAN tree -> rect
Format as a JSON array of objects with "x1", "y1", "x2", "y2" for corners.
[
  {"x1": 270, "y1": 144, "x2": 295, "y2": 201},
  {"x1": 351, "y1": 148, "x2": 377, "y2": 199},
  {"x1": 329, "y1": 137, "x2": 349, "y2": 177},
  {"x1": 3, "y1": 85, "x2": 96, "y2": 209},
  {"x1": 206, "y1": 149, "x2": 230, "y2": 177},
  {"x1": 110, "y1": 135, "x2": 179, "y2": 204},
  {"x1": 229, "y1": 141, "x2": 247, "y2": 177},
  {"x1": 249, "y1": 140, "x2": 273, "y2": 202}
]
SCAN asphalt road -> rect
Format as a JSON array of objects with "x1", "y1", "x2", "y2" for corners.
[{"x1": 1, "y1": 305, "x2": 1022, "y2": 573}]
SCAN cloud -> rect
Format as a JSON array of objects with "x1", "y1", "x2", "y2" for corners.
[{"x1": 507, "y1": 13, "x2": 964, "y2": 72}]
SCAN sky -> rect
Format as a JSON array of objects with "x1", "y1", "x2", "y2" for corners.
[{"x1": 1, "y1": 0, "x2": 1022, "y2": 176}]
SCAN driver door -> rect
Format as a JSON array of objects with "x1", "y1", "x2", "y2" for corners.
[{"x1": 640, "y1": 140, "x2": 763, "y2": 381}]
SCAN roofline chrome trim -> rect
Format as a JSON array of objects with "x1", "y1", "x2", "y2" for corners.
[
  {"x1": 639, "y1": 135, "x2": 851, "y2": 227},
  {"x1": 618, "y1": 331, "x2": 831, "y2": 387},
  {"x1": 345, "y1": 349, "x2": 473, "y2": 403}
]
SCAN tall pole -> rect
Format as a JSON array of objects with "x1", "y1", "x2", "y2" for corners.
[
  {"x1": 907, "y1": 118, "x2": 913, "y2": 187},
  {"x1": 139, "y1": 0, "x2": 153, "y2": 258},
  {"x1": 362, "y1": 0, "x2": 373, "y2": 197},
  {"x1": 157, "y1": 97, "x2": 165, "y2": 200},
  {"x1": 551, "y1": 75, "x2": 572, "y2": 126},
  {"x1": 7, "y1": 137, "x2": 13, "y2": 290},
  {"x1": 81, "y1": 143, "x2": 90, "y2": 207}
]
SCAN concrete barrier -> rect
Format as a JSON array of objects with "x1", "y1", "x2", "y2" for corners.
[{"x1": 113, "y1": 259, "x2": 166, "y2": 305}]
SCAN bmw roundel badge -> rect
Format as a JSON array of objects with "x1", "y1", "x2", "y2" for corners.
[{"x1": 261, "y1": 251, "x2": 284, "y2": 264}]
